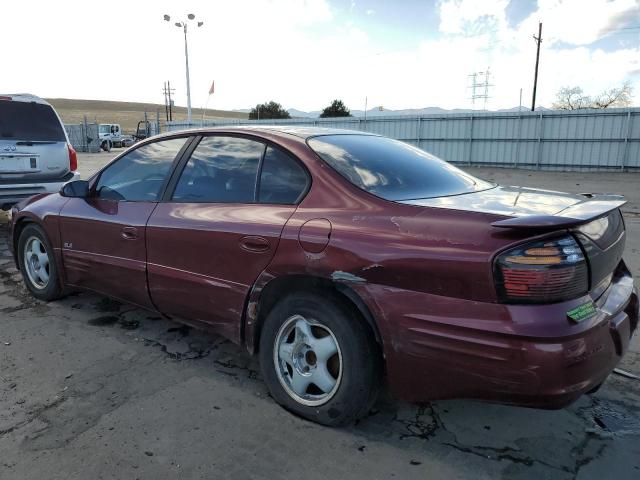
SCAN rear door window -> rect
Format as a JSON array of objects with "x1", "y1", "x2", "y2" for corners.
[
  {"x1": 0, "y1": 101, "x2": 66, "y2": 142},
  {"x1": 258, "y1": 147, "x2": 308, "y2": 204},
  {"x1": 172, "y1": 136, "x2": 264, "y2": 203}
]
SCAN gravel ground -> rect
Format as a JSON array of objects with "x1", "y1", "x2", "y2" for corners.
[{"x1": 0, "y1": 152, "x2": 638, "y2": 479}]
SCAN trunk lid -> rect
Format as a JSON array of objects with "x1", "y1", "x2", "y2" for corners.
[
  {"x1": 401, "y1": 185, "x2": 621, "y2": 220},
  {"x1": 402, "y1": 185, "x2": 627, "y2": 293},
  {"x1": 573, "y1": 209, "x2": 626, "y2": 291}
]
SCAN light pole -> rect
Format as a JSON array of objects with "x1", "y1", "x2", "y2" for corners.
[{"x1": 164, "y1": 13, "x2": 203, "y2": 123}]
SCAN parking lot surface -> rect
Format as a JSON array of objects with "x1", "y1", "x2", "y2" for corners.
[{"x1": 0, "y1": 151, "x2": 639, "y2": 479}]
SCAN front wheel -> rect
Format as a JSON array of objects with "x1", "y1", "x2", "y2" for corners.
[
  {"x1": 17, "y1": 224, "x2": 63, "y2": 301},
  {"x1": 259, "y1": 292, "x2": 381, "y2": 426}
]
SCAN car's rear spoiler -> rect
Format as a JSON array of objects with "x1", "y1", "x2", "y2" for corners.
[{"x1": 491, "y1": 194, "x2": 626, "y2": 229}]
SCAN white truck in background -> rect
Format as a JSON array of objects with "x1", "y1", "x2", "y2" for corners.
[{"x1": 98, "y1": 123, "x2": 126, "y2": 151}]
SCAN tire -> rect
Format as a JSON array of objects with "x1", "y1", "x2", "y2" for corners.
[
  {"x1": 17, "y1": 224, "x2": 63, "y2": 301},
  {"x1": 101, "y1": 140, "x2": 111, "y2": 152},
  {"x1": 587, "y1": 382, "x2": 604, "y2": 395},
  {"x1": 259, "y1": 292, "x2": 381, "y2": 426}
]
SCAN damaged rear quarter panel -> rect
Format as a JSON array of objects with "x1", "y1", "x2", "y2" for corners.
[{"x1": 244, "y1": 146, "x2": 535, "y2": 358}]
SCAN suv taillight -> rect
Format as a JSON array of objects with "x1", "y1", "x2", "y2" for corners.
[
  {"x1": 67, "y1": 143, "x2": 77, "y2": 172},
  {"x1": 495, "y1": 235, "x2": 588, "y2": 304}
]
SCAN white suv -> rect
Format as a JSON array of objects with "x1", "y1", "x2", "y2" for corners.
[{"x1": 0, "y1": 94, "x2": 79, "y2": 209}]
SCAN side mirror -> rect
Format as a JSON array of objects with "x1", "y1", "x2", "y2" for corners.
[{"x1": 60, "y1": 180, "x2": 90, "y2": 198}]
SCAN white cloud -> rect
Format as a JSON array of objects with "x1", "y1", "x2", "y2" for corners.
[
  {"x1": 3, "y1": 0, "x2": 639, "y2": 112},
  {"x1": 438, "y1": 0, "x2": 509, "y2": 35},
  {"x1": 430, "y1": 0, "x2": 640, "y2": 109},
  {"x1": 518, "y1": 0, "x2": 639, "y2": 46}
]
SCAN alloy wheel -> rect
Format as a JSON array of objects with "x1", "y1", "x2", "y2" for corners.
[
  {"x1": 23, "y1": 236, "x2": 50, "y2": 290},
  {"x1": 273, "y1": 314, "x2": 343, "y2": 407}
]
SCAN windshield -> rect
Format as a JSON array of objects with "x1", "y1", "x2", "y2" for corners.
[
  {"x1": 0, "y1": 101, "x2": 66, "y2": 142},
  {"x1": 308, "y1": 135, "x2": 494, "y2": 201},
  {"x1": 99, "y1": 125, "x2": 111, "y2": 134}
]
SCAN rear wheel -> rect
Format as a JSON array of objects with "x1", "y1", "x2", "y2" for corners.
[
  {"x1": 18, "y1": 224, "x2": 62, "y2": 301},
  {"x1": 259, "y1": 292, "x2": 381, "y2": 426}
]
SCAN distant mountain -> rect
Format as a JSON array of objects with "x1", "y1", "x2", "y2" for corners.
[
  {"x1": 287, "y1": 106, "x2": 550, "y2": 118},
  {"x1": 287, "y1": 108, "x2": 321, "y2": 118},
  {"x1": 231, "y1": 105, "x2": 552, "y2": 119}
]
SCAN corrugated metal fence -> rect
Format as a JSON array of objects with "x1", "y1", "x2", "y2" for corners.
[{"x1": 167, "y1": 108, "x2": 640, "y2": 171}]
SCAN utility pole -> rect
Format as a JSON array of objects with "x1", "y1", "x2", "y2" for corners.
[
  {"x1": 163, "y1": 82, "x2": 169, "y2": 122},
  {"x1": 162, "y1": 82, "x2": 175, "y2": 122},
  {"x1": 167, "y1": 81, "x2": 174, "y2": 121},
  {"x1": 531, "y1": 22, "x2": 542, "y2": 112},
  {"x1": 519, "y1": 88, "x2": 523, "y2": 112},
  {"x1": 364, "y1": 96, "x2": 367, "y2": 126}
]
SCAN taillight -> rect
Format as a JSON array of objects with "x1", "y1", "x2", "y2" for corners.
[
  {"x1": 495, "y1": 235, "x2": 588, "y2": 304},
  {"x1": 67, "y1": 143, "x2": 77, "y2": 172}
]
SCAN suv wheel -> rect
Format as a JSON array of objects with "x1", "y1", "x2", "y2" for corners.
[
  {"x1": 18, "y1": 224, "x2": 63, "y2": 301},
  {"x1": 259, "y1": 292, "x2": 381, "y2": 426}
]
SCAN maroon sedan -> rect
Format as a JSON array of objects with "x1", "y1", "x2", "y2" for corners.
[{"x1": 9, "y1": 127, "x2": 638, "y2": 426}]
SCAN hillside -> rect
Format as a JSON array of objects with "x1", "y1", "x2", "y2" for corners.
[{"x1": 46, "y1": 98, "x2": 248, "y2": 133}]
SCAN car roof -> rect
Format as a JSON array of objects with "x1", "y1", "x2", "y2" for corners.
[
  {"x1": 164, "y1": 125, "x2": 378, "y2": 141},
  {"x1": 0, "y1": 93, "x2": 50, "y2": 105},
  {"x1": 232, "y1": 125, "x2": 377, "y2": 139}
]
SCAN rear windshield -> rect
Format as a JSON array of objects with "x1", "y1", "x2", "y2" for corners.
[
  {"x1": 0, "y1": 101, "x2": 66, "y2": 142},
  {"x1": 308, "y1": 135, "x2": 493, "y2": 201}
]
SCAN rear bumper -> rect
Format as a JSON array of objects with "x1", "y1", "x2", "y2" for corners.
[
  {"x1": 359, "y1": 261, "x2": 638, "y2": 407},
  {"x1": 0, "y1": 172, "x2": 79, "y2": 208}
]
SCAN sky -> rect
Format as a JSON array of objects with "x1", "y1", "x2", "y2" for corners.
[{"x1": 3, "y1": 0, "x2": 640, "y2": 112}]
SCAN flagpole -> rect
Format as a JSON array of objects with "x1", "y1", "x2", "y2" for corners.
[
  {"x1": 202, "y1": 95, "x2": 210, "y2": 125},
  {"x1": 202, "y1": 80, "x2": 215, "y2": 126}
]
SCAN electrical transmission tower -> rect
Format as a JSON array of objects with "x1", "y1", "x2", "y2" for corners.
[{"x1": 468, "y1": 68, "x2": 493, "y2": 110}]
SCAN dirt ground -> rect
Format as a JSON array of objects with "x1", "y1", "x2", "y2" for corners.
[{"x1": 0, "y1": 152, "x2": 639, "y2": 479}]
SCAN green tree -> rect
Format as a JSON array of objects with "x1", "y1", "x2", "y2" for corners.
[
  {"x1": 319, "y1": 99, "x2": 352, "y2": 118},
  {"x1": 249, "y1": 101, "x2": 291, "y2": 120}
]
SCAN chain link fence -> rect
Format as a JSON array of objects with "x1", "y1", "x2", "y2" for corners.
[{"x1": 64, "y1": 123, "x2": 100, "y2": 153}]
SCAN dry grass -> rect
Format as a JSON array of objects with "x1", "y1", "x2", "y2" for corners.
[{"x1": 46, "y1": 98, "x2": 248, "y2": 133}]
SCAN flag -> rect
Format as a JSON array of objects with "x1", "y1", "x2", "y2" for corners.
[{"x1": 209, "y1": 81, "x2": 215, "y2": 95}]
